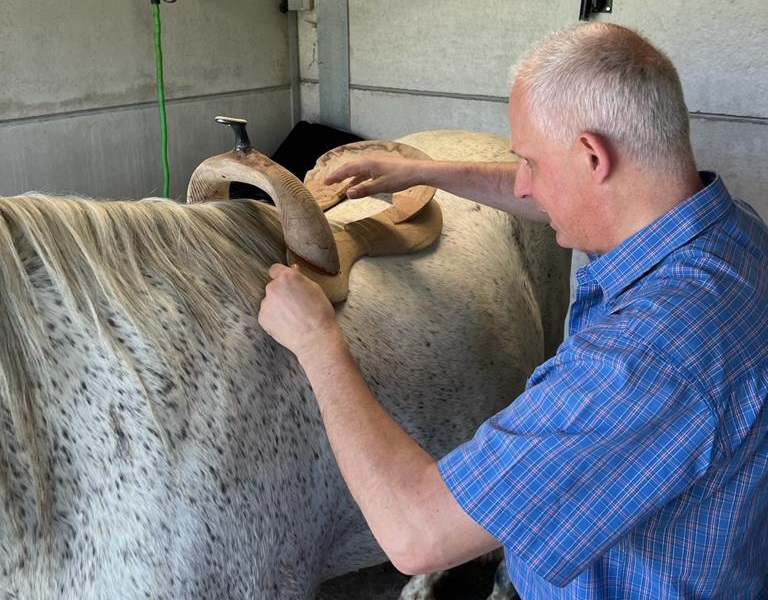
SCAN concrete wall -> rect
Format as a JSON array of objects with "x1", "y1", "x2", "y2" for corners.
[
  {"x1": 4, "y1": 2, "x2": 763, "y2": 211},
  {"x1": 297, "y1": 1, "x2": 768, "y2": 223},
  {"x1": 0, "y1": 0, "x2": 295, "y2": 200}
]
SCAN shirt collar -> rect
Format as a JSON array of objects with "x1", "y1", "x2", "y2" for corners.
[{"x1": 576, "y1": 172, "x2": 734, "y2": 305}]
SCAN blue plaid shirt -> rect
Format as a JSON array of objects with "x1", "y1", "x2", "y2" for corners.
[{"x1": 439, "y1": 173, "x2": 768, "y2": 599}]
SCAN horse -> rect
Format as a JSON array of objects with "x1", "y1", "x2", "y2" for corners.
[{"x1": 0, "y1": 129, "x2": 571, "y2": 599}]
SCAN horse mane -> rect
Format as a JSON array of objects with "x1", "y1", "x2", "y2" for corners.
[{"x1": 0, "y1": 193, "x2": 285, "y2": 541}]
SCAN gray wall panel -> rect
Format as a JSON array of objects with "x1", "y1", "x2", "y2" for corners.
[
  {"x1": 1, "y1": 0, "x2": 294, "y2": 200},
  {"x1": 0, "y1": 89, "x2": 291, "y2": 200}
]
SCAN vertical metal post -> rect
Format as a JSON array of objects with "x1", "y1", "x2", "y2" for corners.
[{"x1": 316, "y1": 0, "x2": 351, "y2": 130}]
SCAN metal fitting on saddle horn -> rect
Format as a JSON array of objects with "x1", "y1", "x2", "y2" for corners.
[{"x1": 215, "y1": 116, "x2": 253, "y2": 155}]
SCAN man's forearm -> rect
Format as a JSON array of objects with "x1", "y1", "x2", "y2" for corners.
[
  {"x1": 420, "y1": 160, "x2": 548, "y2": 222},
  {"x1": 297, "y1": 335, "x2": 438, "y2": 551},
  {"x1": 296, "y1": 333, "x2": 499, "y2": 574}
]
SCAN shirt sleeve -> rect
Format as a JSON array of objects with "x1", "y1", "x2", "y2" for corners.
[{"x1": 438, "y1": 325, "x2": 716, "y2": 587}]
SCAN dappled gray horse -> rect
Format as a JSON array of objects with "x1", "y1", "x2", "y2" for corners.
[{"x1": 0, "y1": 129, "x2": 570, "y2": 599}]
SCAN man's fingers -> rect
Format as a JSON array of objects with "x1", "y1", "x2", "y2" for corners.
[
  {"x1": 266, "y1": 263, "x2": 327, "y2": 300},
  {"x1": 325, "y1": 162, "x2": 365, "y2": 185},
  {"x1": 345, "y1": 174, "x2": 369, "y2": 188},
  {"x1": 268, "y1": 262, "x2": 292, "y2": 278}
]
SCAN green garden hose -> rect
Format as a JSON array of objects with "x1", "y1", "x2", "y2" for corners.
[{"x1": 151, "y1": 0, "x2": 174, "y2": 197}]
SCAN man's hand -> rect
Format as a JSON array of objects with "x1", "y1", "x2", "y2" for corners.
[
  {"x1": 324, "y1": 154, "x2": 430, "y2": 199},
  {"x1": 258, "y1": 263, "x2": 342, "y2": 360}
]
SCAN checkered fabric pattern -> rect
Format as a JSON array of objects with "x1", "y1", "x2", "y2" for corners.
[{"x1": 439, "y1": 173, "x2": 768, "y2": 599}]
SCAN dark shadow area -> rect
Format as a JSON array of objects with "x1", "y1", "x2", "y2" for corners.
[
  {"x1": 317, "y1": 558, "x2": 512, "y2": 600},
  {"x1": 229, "y1": 120, "x2": 365, "y2": 202}
]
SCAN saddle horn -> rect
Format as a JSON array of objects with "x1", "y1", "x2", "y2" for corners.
[{"x1": 187, "y1": 116, "x2": 341, "y2": 275}]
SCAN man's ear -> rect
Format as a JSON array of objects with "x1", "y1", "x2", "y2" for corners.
[{"x1": 577, "y1": 132, "x2": 612, "y2": 184}]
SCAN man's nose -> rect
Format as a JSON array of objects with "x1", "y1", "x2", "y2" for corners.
[{"x1": 513, "y1": 160, "x2": 531, "y2": 198}]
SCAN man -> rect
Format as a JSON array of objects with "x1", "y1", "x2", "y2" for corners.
[{"x1": 258, "y1": 22, "x2": 768, "y2": 599}]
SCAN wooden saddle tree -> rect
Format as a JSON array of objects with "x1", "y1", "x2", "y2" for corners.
[{"x1": 187, "y1": 117, "x2": 442, "y2": 302}]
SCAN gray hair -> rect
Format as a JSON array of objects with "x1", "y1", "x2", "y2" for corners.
[{"x1": 509, "y1": 23, "x2": 694, "y2": 174}]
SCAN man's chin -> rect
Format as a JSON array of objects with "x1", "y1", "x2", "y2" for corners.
[{"x1": 553, "y1": 230, "x2": 576, "y2": 251}]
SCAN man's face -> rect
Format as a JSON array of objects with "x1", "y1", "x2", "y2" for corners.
[{"x1": 508, "y1": 84, "x2": 605, "y2": 253}]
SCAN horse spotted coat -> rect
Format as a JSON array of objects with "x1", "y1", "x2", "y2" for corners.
[{"x1": 0, "y1": 130, "x2": 571, "y2": 599}]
